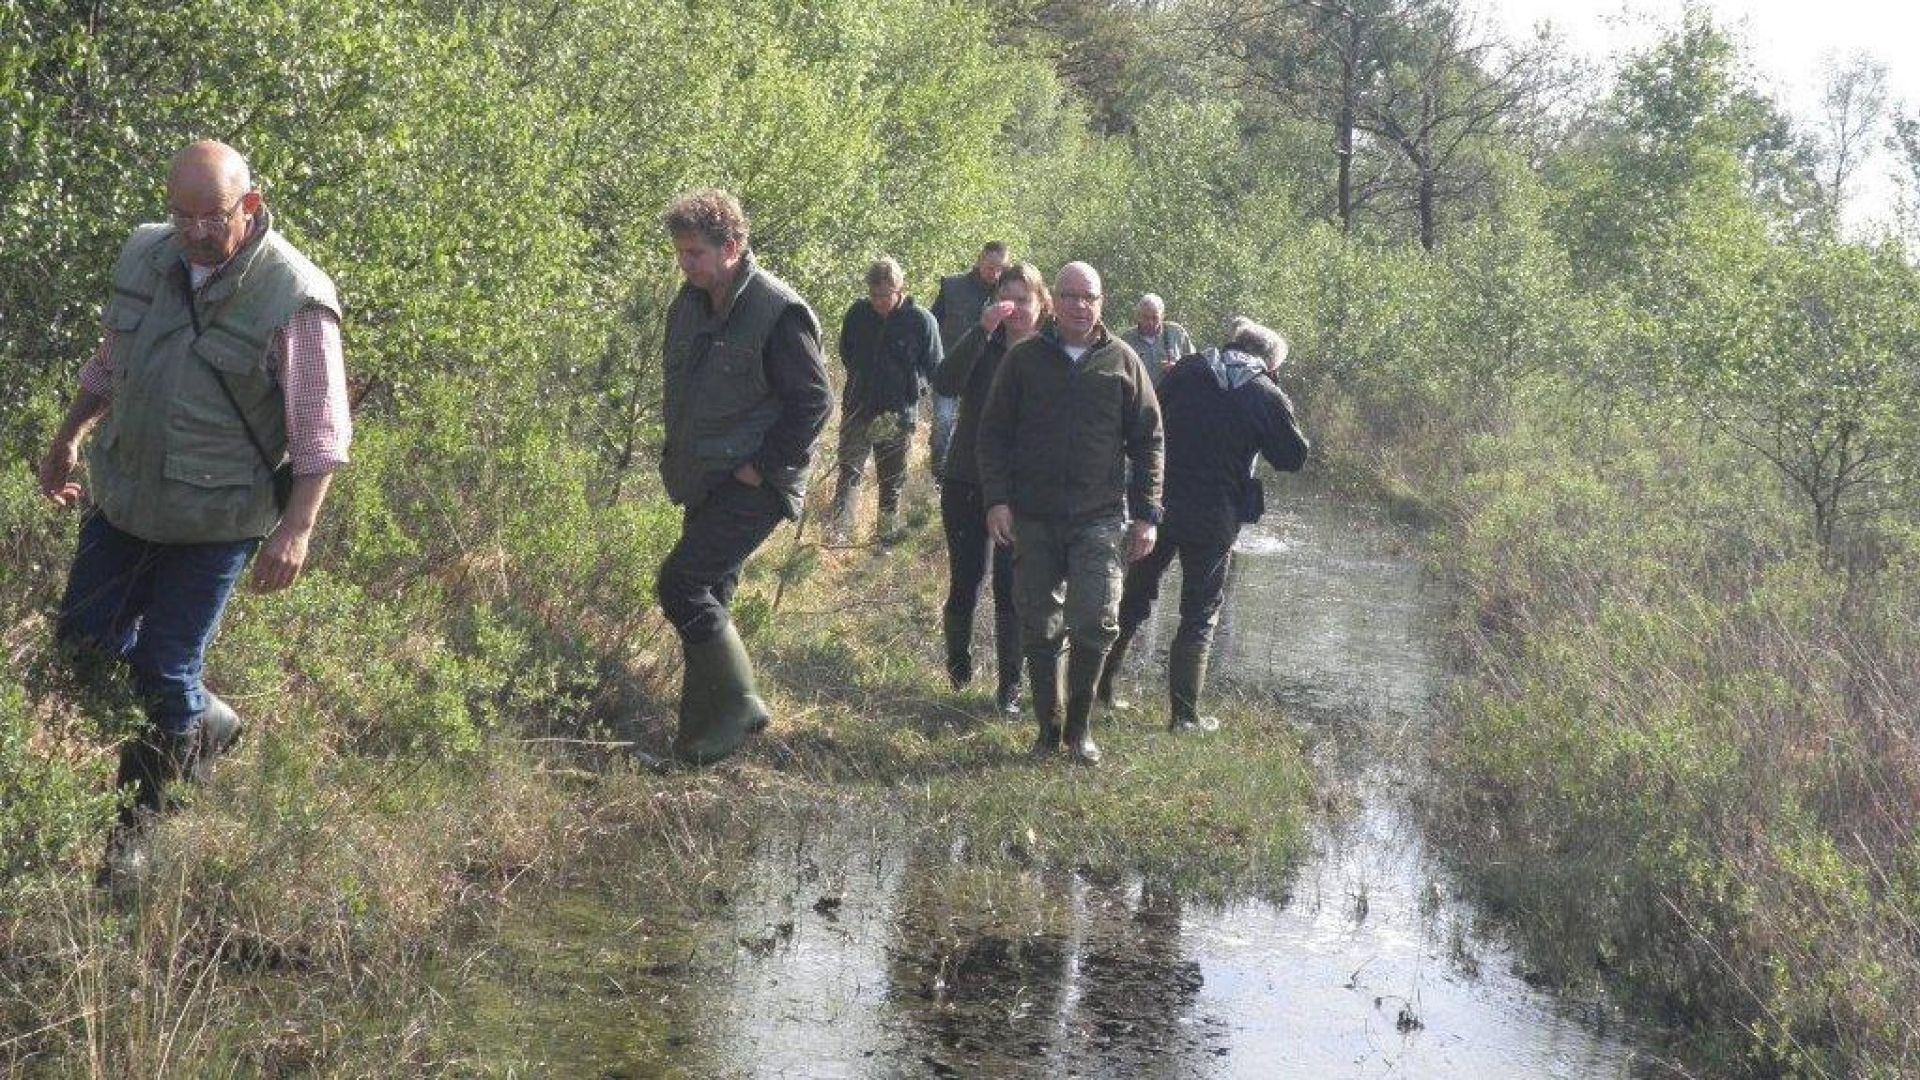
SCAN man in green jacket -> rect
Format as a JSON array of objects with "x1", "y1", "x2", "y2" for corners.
[
  {"x1": 1120, "y1": 292, "x2": 1194, "y2": 389},
  {"x1": 657, "y1": 189, "x2": 832, "y2": 765},
  {"x1": 977, "y1": 262, "x2": 1163, "y2": 765}
]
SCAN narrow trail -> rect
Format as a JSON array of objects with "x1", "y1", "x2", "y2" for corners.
[{"x1": 437, "y1": 483, "x2": 1672, "y2": 1077}]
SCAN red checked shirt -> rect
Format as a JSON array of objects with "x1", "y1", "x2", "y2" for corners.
[{"x1": 79, "y1": 301, "x2": 352, "y2": 477}]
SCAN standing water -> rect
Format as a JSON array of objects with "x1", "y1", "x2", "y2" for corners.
[{"x1": 436, "y1": 486, "x2": 1670, "y2": 1077}]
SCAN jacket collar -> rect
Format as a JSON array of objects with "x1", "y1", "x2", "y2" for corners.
[
  {"x1": 688, "y1": 249, "x2": 761, "y2": 322},
  {"x1": 154, "y1": 209, "x2": 275, "y2": 305},
  {"x1": 1038, "y1": 320, "x2": 1112, "y2": 357},
  {"x1": 1203, "y1": 347, "x2": 1270, "y2": 390}
]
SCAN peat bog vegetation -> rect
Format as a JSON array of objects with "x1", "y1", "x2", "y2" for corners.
[
  {"x1": 2, "y1": 480, "x2": 1320, "y2": 1074},
  {"x1": 6, "y1": 0, "x2": 1920, "y2": 1075}
]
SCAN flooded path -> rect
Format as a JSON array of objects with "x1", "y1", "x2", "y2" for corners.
[{"x1": 437, "y1": 485, "x2": 1668, "y2": 1077}]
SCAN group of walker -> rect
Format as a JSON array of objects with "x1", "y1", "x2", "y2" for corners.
[
  {"x1": 39, "y1": 153, "x2": 1307, "y2": 881},
  {"x1": 808, "y1": 236, "x2": 1309, "y2": 765}
]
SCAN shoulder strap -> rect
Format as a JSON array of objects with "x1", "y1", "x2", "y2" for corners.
[{"x1": 184, "y1": 264, "x2": 283, "y2": 474}]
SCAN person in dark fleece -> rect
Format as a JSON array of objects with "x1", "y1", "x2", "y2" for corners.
[
  {"x1": 826, "y1": 256, "x2": 941, "y2": 544},
  {"x1": 931, "y1": 261, "x2": 1051, "y2": 716},
  {"x1": 1098, "y1": 317, "x2": 1308, "y2": 732},
  {"x1": 977, "y1": 261, "x2": 1163, "y2": 766}
]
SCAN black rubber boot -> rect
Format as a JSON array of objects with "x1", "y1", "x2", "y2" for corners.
[
  {"x1": 943, "y1": 607, "x2": 974, "y2": 691},
  {"x1": 1027, "y1": 651, "x2": 1063, "y2": 757},
  {"x1": 672, "y1": 622, "x2": 771, "y2": 766},
  {"x1": 993, "y1": 675, "x2": 1022, "y2": 718},
  {"x1": 1167, "y1": 639, "x2": 1220, "y2": 733},
  {"x1": 994, "y1": 609, "x2": 1023, "y2": 717},
  {"x1": 98, "y1": 725, "x2": 197, "y2": 887},
  {"x1": 1063, "y1": 644, "x2": 1105, "y2": 766},
  {"x1": 1095, "y1": 625, "x2": 1137, "y2": 711}
]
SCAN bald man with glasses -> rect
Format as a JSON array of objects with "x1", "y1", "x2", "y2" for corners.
[
  {"x1": 39, "y1": 139, "x2": 350, "y2": 879},
  {"x1": 976, "y1": 262, "x2": 1162, "y2": 766}
]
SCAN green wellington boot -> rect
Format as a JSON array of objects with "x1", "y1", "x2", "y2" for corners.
[
  {"x1": 1028, "y1": 651, "x2": 1064, "y2": 757},
  {"x1": 1063, "y1": 644, "x2": 1106, "y2": 766},
  {"x1": 672, "y1": 622, "x2": 772, "y2": 766},
  {"x1": 1095, "y1": 625, "x2": 1137, "y2": 711},
  {"x1": 1167, "y1": 639, "x2": 1221, "y2": 733}
]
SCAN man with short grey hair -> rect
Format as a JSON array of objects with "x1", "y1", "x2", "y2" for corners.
[
  {"x1": 977, "y1": 261, "x2": 1162, "y2": 765},
  {"x1": 1121, "y1": 292, "x2": 1194, "y2": 389},
  {"x1": 1099, "y1": 316, "x2": 1308, "y2": 734},
  {"x1": 828, "y1": 256, "x2": 942, "y2": 542}
]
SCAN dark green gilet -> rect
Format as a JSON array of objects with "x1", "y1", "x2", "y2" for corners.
[
  {"x1": 89, "y1": 216, "x2": 339, "y2": 543},
  {"x1": 660, "y1": 253, "x2": 818, "y2": 508}
]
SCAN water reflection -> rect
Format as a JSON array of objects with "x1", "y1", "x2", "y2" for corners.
[{"x1": 435, "y1": 481, "x2": 1673, "y2": 1077}]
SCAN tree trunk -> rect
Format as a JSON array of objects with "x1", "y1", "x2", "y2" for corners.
[
  {"x1": 1336, "y1": 16, "x2": 1360, "y2": 231},
  {"x1": 1417, "y1": 161, "x2": 1437, "y2": 250}
]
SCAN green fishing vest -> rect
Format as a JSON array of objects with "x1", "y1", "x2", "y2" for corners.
[
  {"x1": 88, "y1": 215, "x2": 339, "y2": 543},
  {"x1": 660, "y1": 253, "x2": 817, "y2": 508}
]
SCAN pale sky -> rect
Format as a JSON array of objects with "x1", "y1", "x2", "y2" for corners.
[{"x1": 1475, "y1": 0, "x2": 1919, "y2": 228}]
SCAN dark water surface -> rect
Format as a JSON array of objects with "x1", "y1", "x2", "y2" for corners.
[{"x1": 437, "y1": 486, "x2": 1669, "y2": 1078}]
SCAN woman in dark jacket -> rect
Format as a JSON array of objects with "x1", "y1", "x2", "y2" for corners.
[
  {"x1": 931, "y1": 262, "x2": 1050, "y2": 714},
  {"x1": 1098, "y1": 317, "x2": 1309, "y2": 731}
]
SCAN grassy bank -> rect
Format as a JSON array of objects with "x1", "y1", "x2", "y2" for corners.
[
  {"x1": 1309, "y1": 378, "x2": 1920, "y2": 1077},
  {"x1": 0, "y1": 465, "x2": 1314, "y2": 1075}
]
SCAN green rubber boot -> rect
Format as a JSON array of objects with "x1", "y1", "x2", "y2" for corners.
[
  {"x1": 1064, "y1": 643, "x2": 1106, "y2": 766},
  {"x1": 672, "y1": 622, "x2": 771, "y2": 766},
  {"x1": 1095, "y1": 624, "x2": 1137, "y2": 711},
  {"x1": 1167, "y1": 640, "x2": 1220, "y2": 733}
]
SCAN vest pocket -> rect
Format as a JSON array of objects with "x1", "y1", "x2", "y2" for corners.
[
  {"x1": 103, "y1": 295, "x2": 149, "y2": 331},
  {"x1": 164, "y1": 449, "x2": 258, "y2": 489},
  {"x1": 694, "y1": 432, "x2": 758, "y2": 466},
  {"x1": 193, "y1": 324, "x2": 273, "y2": 379}
]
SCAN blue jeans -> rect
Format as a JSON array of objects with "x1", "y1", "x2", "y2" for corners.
[{"x1": 57, "y1": 512, "x2": 259, "y2": 735}]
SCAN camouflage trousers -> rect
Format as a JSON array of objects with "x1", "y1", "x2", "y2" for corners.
[{"x1": 1010, "y1": 512, "x2": 1126, "y2": 663}]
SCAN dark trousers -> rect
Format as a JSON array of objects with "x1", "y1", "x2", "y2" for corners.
[
  {"x1": 57, "y1": 511, "x2": 260, "y2": 734},
  {"x1": 1117, "y1": 528, "x2": 1235, "y2": 648},
  {"x1": 939, "y1": 479, "x2": 1020, "y2": 681},
  {"x1": 834, "y1": 409, "x2": 911, "y2": 516},
  {"x1": 656, "y1": 479, "x2": 787, "y2": 645}
]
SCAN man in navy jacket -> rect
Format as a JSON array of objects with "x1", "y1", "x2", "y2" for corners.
[{"x1": 827, "y1": 257, "x2": 941, "y2": 542}]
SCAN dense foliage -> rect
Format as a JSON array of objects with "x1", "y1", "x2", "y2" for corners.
[{"x1": 3, "y1": 0, "x2": 1919, "y2": 1073}]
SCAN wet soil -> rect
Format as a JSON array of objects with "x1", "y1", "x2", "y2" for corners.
[{"x1": 432, "y1": 483, "x2": 1676, "y2": 1077}]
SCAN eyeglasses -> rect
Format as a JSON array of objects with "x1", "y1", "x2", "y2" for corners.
[
  {"x1": 1057, "y1": 290, "x2": 1102, "y2": 306},
  {"x1": 168, "y1": 198, "x2": 245, "y2": 235}
]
